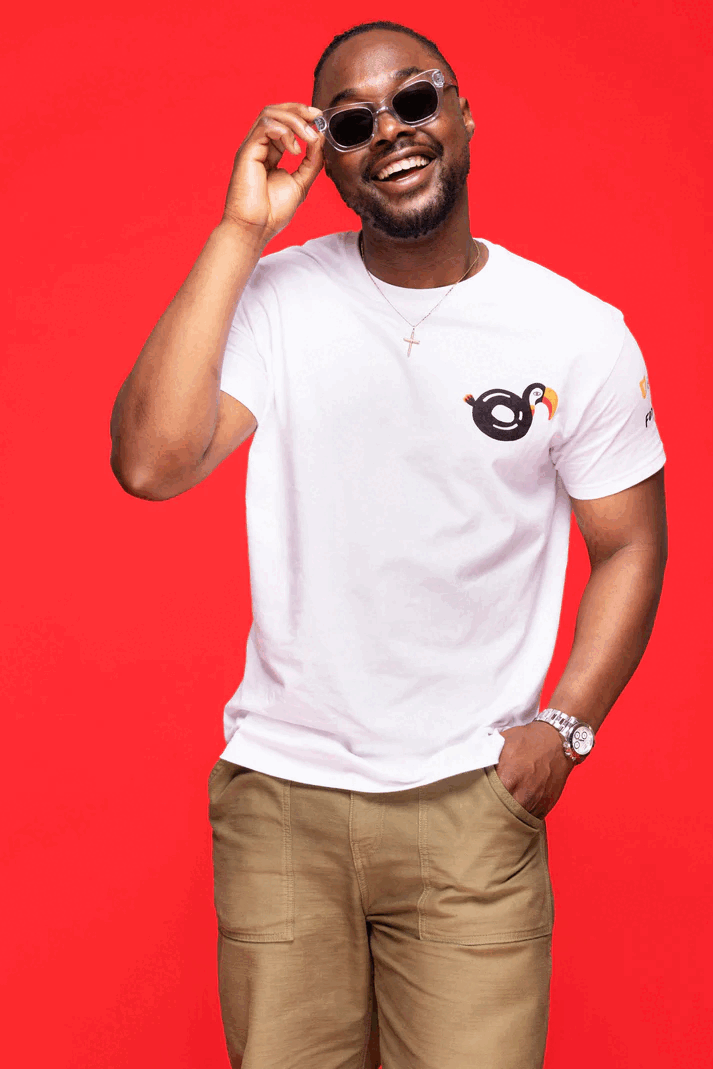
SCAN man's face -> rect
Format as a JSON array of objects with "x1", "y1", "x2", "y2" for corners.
[{"x1": 313, "y1": 31, "x2": 474, "y2": 240}]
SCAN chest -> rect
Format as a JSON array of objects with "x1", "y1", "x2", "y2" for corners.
[{"x1": 266, "y1": 297, "x2": 567, "y2": 495}]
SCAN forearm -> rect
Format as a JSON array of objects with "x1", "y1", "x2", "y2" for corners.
[
  {"x1": 546, "y1": 542, "x2": 667, "y2": 733},
  {"x1": 110, "y1": 220, "x2": 268, "y2": 494}
]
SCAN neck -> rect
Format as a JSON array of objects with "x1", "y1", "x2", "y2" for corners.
[{"x1": 359, "y1": 196, "x2": 486, "y2": 289}]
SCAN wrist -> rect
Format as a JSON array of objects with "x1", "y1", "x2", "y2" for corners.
[
  {"x1": 529, "y1": 719, "x2": 564, "y2": 748},
  {"x1": 528, "y1": 720, "x2": 572, "y2": 765},
  {"x1": 215, "y1": 216, "x2": 274, "y2": 253}
]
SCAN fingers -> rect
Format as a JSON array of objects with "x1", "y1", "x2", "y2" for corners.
[
  {"x1": 270, "y1": 102, "x2": 323, "y2": 129},
  {"x1": 292, "y1": 133, "x2": 324, "y2": 195},
  {"x1": 260, "y1": 120, "x2": 301, "y2": 158},
  {"x1": 254, "y1": 104, "x2": 323, "y2": 157}
]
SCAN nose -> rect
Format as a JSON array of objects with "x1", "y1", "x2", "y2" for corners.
[{"x1": 372, "y1": 106, "x2": 413, "y2": 146}]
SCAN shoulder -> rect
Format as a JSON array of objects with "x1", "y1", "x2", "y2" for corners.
[
  {"x1": 231, "y1": 231, "x2": 354, "y2": 339},
  {"x1": 247, "y1": 231, "x2": 353, "y2": 295},
  {"x1": 489, "y1": 241, "x2": 627, "y2": 354}
]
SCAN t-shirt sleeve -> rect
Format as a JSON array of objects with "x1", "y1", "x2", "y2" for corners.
[
  {"x1": 218, "y1": 283, "x2": 270, "y2": 424},
  {"x1": 551, "y1": 325, "x2": 666, "y2": 500}
]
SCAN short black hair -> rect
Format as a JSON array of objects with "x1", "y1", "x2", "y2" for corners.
[{"x1": 313, "y1": 20, "x2": 457, "y2": 98}]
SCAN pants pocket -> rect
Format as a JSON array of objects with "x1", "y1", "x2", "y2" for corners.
[
  {"x1": 484, "y1": 764, "x2": 544, "y2": 830},
  {"x1": 209, "y1": 759, "x2": 295, "y2": 942},
  {"x1": 418, "y1": 767, "x2": 553, "y2": 946}
]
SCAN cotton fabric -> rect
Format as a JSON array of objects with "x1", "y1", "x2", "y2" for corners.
[{"x1": 217, "y1": 232, "x2": 666, "y2": 792}]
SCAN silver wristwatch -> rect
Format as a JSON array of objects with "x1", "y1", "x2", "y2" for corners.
[{"x1": 533, "y1": 708, "x2": 595, "y2": 764}]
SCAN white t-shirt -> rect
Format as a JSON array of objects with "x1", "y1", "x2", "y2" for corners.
[{"x1": 217, "y1": 231, "x2": 665, "y2": 792}]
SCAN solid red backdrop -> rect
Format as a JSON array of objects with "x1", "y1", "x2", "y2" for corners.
[{"x1": 2, "y1": 1, "x2": 710, "y2": 1066}]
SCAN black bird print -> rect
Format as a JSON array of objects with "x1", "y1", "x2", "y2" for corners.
[{"x1": 464, "y1": 383, "x2": 558, "y2": 442}]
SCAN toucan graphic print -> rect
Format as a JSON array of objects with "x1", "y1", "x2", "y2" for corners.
[{"x1": 464, "y1": 383, "x2": 559, "y2": 442}]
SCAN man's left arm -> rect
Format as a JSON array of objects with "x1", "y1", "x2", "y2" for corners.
[{"x1": 495, "y1": 467, "x2": 668, "y2": 818}]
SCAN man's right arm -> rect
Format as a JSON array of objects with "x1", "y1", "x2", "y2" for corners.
[{"x1": 110, "y1": 102, "x2": 324, "y2": 501}]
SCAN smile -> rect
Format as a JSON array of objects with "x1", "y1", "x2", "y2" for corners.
[
  {"x1": 374, "y1": 153, "x2": 436, "y2": 180},
  {"x1": 373, "y1": 156, "x2": 434, "y2": 182}
]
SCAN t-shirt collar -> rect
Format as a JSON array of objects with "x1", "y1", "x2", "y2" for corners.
[{"x1": 340, "y1": 230, "x2": 498, "y2": 307}]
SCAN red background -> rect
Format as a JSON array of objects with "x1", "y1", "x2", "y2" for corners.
[{"x1": 2, "y1": 2, "x2": 711, "y2": 1065}]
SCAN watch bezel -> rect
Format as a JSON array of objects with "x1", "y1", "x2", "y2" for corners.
[{"x1": 570, "y1": 723, "x2": 595, "y2": 757}]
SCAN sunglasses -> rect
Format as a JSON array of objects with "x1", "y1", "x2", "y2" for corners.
[{"x1": 312, "y1": 68, "x2": 458, "y2": 152}]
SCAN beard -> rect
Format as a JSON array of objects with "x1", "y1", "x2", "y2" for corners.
[{"x1": 327, "y1": 141, "x2": 471, "y2": 240}]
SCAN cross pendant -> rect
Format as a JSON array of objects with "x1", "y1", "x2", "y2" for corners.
[{"x1": 404, "y1": 328, "x2": 420, "y2": 357}]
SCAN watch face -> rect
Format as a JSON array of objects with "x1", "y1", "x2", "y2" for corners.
[{"x1": 571, "y1": 725, "x2": 594, "y2": 756}]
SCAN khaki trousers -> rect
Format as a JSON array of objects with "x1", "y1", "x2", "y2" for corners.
[{"x1": 208, "y1": 758, "x2": 554, "y2": 1069}]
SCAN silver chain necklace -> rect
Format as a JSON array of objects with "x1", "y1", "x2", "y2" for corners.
[{"x1": 358, "y1": 232, "x2": 480, "y2": 357}]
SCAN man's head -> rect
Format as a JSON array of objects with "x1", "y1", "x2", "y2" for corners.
[{"x1": 312, "y1": 23, "x2": 474, "y2": 241}]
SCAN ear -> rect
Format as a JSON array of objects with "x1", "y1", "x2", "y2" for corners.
[{"x1": 459, "y1": 96, "x2": 476, "y2": 140}]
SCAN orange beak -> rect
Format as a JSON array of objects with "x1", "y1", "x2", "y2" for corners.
[{"x1": 541, "y1": 387, "x2": 558, "y2": 420}]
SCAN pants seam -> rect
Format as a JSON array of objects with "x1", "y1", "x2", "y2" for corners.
[
  {"x1": 283, "y1": 781, "x2": 295, "y2": 935},
  {"x1": 416, "y1": 789, "x2": 431, "y2": 940},
  {"x1": 357, "y1": 973, "x2": 375, "y2": 1069},
  {"x1": 349, "y1": 793, "x2": 372, "y2": 915}
]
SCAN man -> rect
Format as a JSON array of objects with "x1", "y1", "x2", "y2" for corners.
[{"x1": 110, "y1": 20, "x2": 668, "y2": 1069}]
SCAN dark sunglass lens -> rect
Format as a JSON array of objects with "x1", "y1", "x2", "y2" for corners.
[
  {"x1": 329, "y1": 108, "x2": 374, "y2": 147},
  {"x1": 393, "y1": 82, "x2": 439, "y2": 123}
]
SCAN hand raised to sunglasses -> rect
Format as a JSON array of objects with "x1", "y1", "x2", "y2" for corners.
[{"x1": 221, "y1": 103, "x2": 325, "y2": 242}]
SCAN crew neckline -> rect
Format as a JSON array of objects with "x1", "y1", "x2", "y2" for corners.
[{"x1": 344, "y1": 230, "x2": 497, "y2": 301}]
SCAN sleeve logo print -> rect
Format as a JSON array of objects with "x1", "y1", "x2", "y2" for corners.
[
  {"x1": 464, "y1": 383, "x2": 559, "y2": 441},
  {"x1": 639, "y1": 375, "x2": 655, "y2": 427}
]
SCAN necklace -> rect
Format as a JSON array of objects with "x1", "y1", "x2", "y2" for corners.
[{"x1": 358, "y1": 232, "x2": 480, "y2": 356}]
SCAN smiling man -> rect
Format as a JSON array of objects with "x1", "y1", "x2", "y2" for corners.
[{"x1": 110, "y1": 20, "x2": 668, "y2": 1069}]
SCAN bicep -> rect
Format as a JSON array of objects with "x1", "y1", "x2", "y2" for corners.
[
  {"x1": 193, "y1": 389, "x2": 258, "y2": 482},
  {"x1": 570, "y1": 467, "x2": 668, "y2": 567}
]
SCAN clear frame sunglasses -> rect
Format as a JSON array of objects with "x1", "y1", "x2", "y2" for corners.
[{"x1": 312, "y1": 68, "x2": 459, "y2": 152}]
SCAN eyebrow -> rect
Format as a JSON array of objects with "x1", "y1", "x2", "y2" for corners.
[{"x1": 326, "y1": 67, "x2": 422, "y2": 109}]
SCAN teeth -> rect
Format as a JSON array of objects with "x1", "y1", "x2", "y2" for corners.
[{"x1": 375, "y1": 155, "x2": 431, "y2": 180}]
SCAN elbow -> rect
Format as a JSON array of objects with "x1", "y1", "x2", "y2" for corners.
[
  {"x1": 110, "y1": 448, "x2": 186, "y2": 501},
  {"x1": 111, "y1": 460, "x2": 166, "y2": 500}
]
